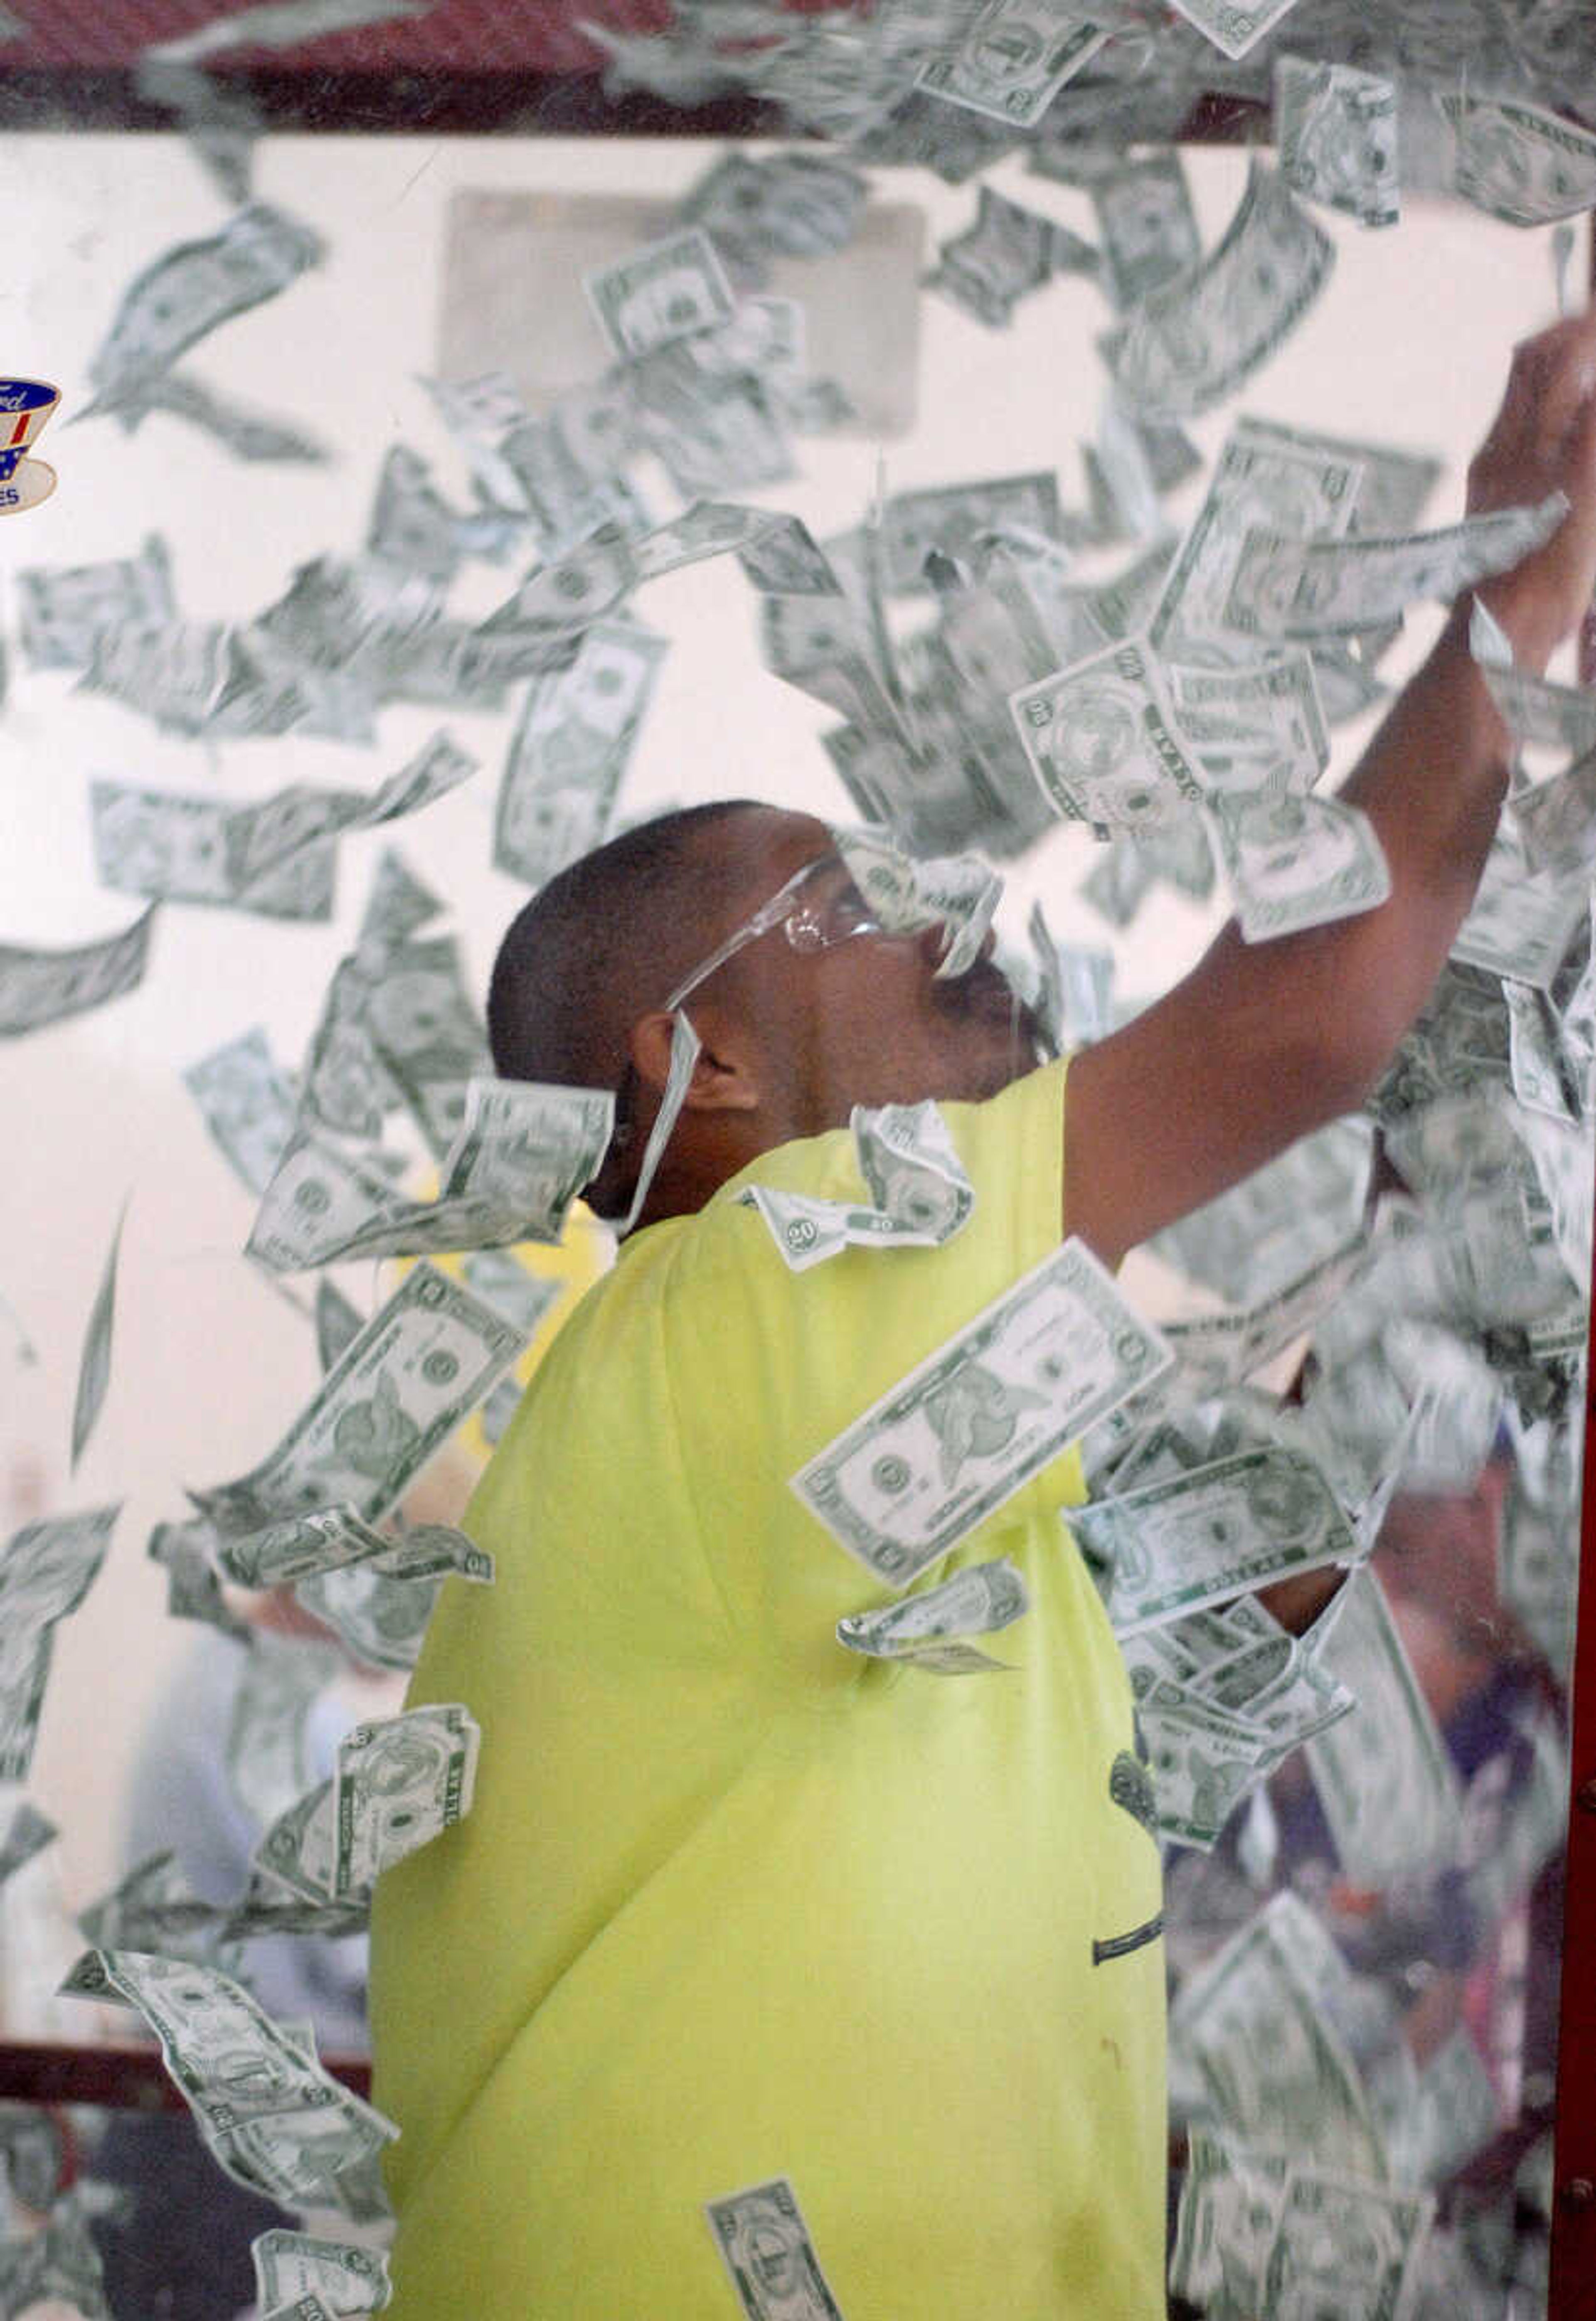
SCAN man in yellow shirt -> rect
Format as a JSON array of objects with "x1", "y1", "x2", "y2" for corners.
[{"x1": 370, "y1": 311, "x2": 1596, "y2": 2314}]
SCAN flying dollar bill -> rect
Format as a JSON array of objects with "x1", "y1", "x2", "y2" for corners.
[
  {"x1": 332, "y1": 1701, "x2": 480, "y2": 1896},
  {"x1": 1090, "y1": 152, "x2": 1201, "y2": 312},
  {"x1": 1275, "y1": 53, "x2": 1400, "y2": 229},
  {"x1": 1167, "y1": 652, "x2": 1330, "y2": 793},
  {"x1": 493, "y1": 620, "x2": 667, "y2": 889},
  {"x1": 16, "y1": 534, "x2": 175, "y2": 669},
  {"x1": 915, "y1": 1, "x2": 1108, "y2": 127},
  {"x1": 86, "y1": 203, "x2": 325, "y2": 414},
  {"x1": 1010, "y1": 636, "x2": 1208, "y2": 837},
  {"x1": 1441, "y1": 88, "x2": 1596, "y2": 226},
  {"x1": 584, "y1": 226, "x2": 737, "y2": 362},
  {"x1": 192, "y1": 1264, "x2": 525, "y2": 1544},
  {"x1": 69, "y1": 1204, "x2": 126, "y2": 1471},
  {"x1": 740, "y1": 1098, "x2": 975, "y2": 1271},
  {"x1": 791, "y1": 1238, "x2": 1172, "y2": 1587},
  {"x1": 836, "y1": 1556, "x2": 1028, "y2": 1672},
  {"x1": 183, "y1": 1027, "x2": 297, "y2": 1196},
  {"x1": 0, "y1": 1507, "x2": 118, "y2": 1780},
  {"x1": 1105, "y1": 165, "x2": 1335, "y2": 420},
  {"x1": 297, "y1": 1526, "x2": 492, "y2": 1672},
  {"x1": 251, "y1": 2228, "x2": 392, "y2": 2318},
  {"x1": 1224, "y1": 493, "x2": 1570, "y2": 640},
  {"x1": 0, "y1": 908, "x2": 156, "y2": 1041},
  {"x1": 926, "y1": 184, "x2": 1096, "y2": 329},
  {"x1": 1303, "y1": 1565, "x2": 1464, "y2": 1885},
  {"x1": 704, "y1": 2177, "x2": 845, "y2": 2321},
  {"x1": 1087, "y1": 1445, "x2": 1355, "y2": 1634},
  {"x1": 1166, "y1": 0, "x2": 1302, "y2": 60},
  {"x1": 1172, "y1": 1892, "x2": 1388, "y2": 2175},
  {"x1": 59, "y1": 1948, "x2": 396, "y2": 2210},
  {"x1": 880, "y1": 474, "x2": 1063, "y2": 596},
  {"x1": 1206, "y1": 789, "x2": 1391, "y2": 942}
]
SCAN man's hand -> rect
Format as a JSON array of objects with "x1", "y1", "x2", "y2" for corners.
[
  {"x1": 1471, "y1": 305, "x2": 1596, "y2": 672},
  {"x1": 1064, "y1": 305, "x2": 1596, "y2": 1271}
]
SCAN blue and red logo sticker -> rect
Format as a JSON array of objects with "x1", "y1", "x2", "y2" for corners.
[{"x1": 0, "y1": 379, "x2": 59, "y2": 512}]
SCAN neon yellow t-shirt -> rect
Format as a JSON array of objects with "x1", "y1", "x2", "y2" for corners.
[{"x1": 369, "y1": 1058, "x2": 1167, "y2": 2318}]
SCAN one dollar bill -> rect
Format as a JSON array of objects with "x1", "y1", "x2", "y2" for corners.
[{"x1": 791, "y1": 1239, "x2": 1171, "y2": 1587}]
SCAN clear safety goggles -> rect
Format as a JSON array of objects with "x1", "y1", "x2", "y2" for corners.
[{"x1": 664, "y1": 850, "x2": 886, "y2": 1012}]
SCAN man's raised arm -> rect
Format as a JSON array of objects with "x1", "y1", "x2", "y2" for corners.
[{"x1": 1063, "y1": 308, "x2": 1596, "y2": 1273}]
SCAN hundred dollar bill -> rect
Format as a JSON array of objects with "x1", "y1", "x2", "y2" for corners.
[
  {"x1": 0, "y1": 907, "x2": 156, "y2": 1040},
  {"x1": 791, "y1": 1238, "x2": 1172, "y2": 1587},
  {"x1": 916, "y1": 1, "x2": 1107, "y2": 126},
  {"x1": 251, "y1": 2228, "x2": 392, "y2": 2317},
  {"x1": 0, "y1": 1799, "x2": 57, "y2": 1890},
  {"x1": 16, "y1": 534, "x2": 174, "y2": 669},
  {"x1": 493, "y1": 620, "x2": 666, "y2": 889},
  {"x1": 193, "y1": 1265, "x2": 525, "y2": 1541},
  {"x1": 704, "y1": 2177, "x2": 845, "y2": 2321},
  {"x1": 1276, "y1": 53, "x2": 1400, "y2": 229},
  {"x1": 87, "y1": 204, "x2": 325, "y2": 413},
  {"x1": 1106, "y1": 165, "x2": 1335, "y2": 421},
  {"x1": 0, "y1": 1507, "x2": 118, "y2": 1780},
  {"x1": 1206, "y1": 789, "x2": 1391, "y2": 941},
  {"x1": 1010, "y1": 637, "x2": 1208, "y2": 837},
  {"x1": 59, "y1": 1949, "x2": 396, "y2": 2208},
  {"x1": 837, "y1": 1556, "x2": 1028, "y2": 1664},
  {"x1": 1090, "y1": 153, "x2": 1201, "y2": 312},
  {"x1": 1167, "y1": 652, "x2": 1330, "y2": 793},
  {"x1": 70, "y1": 1204, "x2": 125, "y2": 1471},
  {"x1": 1172, "y1": 1891, "x2": 1387, "y2": 2175},
  {"x1": 584, "y1": 226, "x2": 736, "y2": 361},
  {"x1": 1441, "y1": 88, "x2": 1596, "y2": 226},
  {"x1": 880, "y1": 474, "x2": 1062, "y2": 596},
  {"x1": 183, "y1": 1028, "x2": 296, "y2": 1195},
  {"x1": 1224, "y1": 492, "x2": 1570, "y2": 640},
  {"x1": 1088, "y1": 1446, "x2": 1354, "y2": 1636},
  {"x1": 1166, "y1": 0, "x2": 1301, "y2": 59},
  {"x1": 740, "y1": 1098, "x2": 974, "y2": 1271},
  {"x1": 1305, "y1": 1566, "x2": 1463, "y2": 1884},
  {"x1": 333, "y1": 1701, "x2": 480, "y2": 1897}
]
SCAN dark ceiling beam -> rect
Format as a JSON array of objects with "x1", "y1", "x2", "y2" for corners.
[{"x1": 0, "y1": 64, "x2": 1265, "y2": 140}]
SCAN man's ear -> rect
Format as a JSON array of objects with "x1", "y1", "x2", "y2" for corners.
[{"x1": 628, "y1": 1006, "x2": 761, "y2": 1114}]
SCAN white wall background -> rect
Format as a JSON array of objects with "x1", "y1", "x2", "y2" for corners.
[{"x1": 0, "y1": 128, "x2": 1576, "y2": 1969}]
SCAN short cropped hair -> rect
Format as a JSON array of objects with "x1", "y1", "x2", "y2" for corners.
[{"x1": 487, "y1": 800, "x2": 767, "y2": 1094}]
